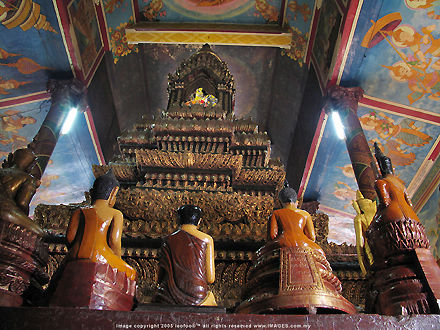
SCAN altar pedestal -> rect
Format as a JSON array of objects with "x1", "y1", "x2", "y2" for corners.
[
  {"x1": 237, "y1": 247, "x2": 356, "y2": 314},
  {"x1": 50, "y1": 260, "x2": 136, "y2": 311},
  {"x1": 0, "y1": 222, "x2": 48, "y2": 307},
  {"x1": 1, "y1": 307, "x2": 440, "y2": 329}
]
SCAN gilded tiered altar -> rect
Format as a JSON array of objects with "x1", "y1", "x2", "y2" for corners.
[{"x1": 34, "y1": 45, "x2": 365, "y2": 309}]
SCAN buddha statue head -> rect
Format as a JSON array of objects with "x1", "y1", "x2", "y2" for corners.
[
  {"x1": 279, "y1": 185, "x2": 298, "y2": 205},
  {"x1": 177, "y1": 205, "x2": 202, "y2": 227},
  {"x1": 90, "y1": 171, "x2": 120, "y2": 205},
  {"x1": 2, "y1": 148, "x2": 36, "y2": 172}
]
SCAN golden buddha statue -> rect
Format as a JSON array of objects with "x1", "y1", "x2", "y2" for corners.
[
  {"x1": 237, "y1": 185, "x2": 356, "y2": 314},
  {"x1": 0, "y1": 148, "x2": 43, "y2": 235},
  {"x1": 156, "y1": 205, "x2": 216, "y2": 306},
  {"x1": 50, "y1": 171, "x2": 136, "y2": 310}
]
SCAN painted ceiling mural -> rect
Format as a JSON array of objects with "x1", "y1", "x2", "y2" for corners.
[
  {"x1": 0, "y1": 0, "x2": 70, "y2": 98},
  {"x1": 135, "y1": 0, "x2": 318, "y2": 65},
  {"x1": 0, "y1": 0, "x2": 103, "y2": 215},
  {"x1": 68, "y1": 0, "x2": 104, "y2": 79},
  {"x1": 341, "y1": 0, "x2": 440, "y2": 110},
  {"x1": 303, "y1": 0, "x2": 440, "y2": 259},
  {"x1": 137, "y1": 0, "x2": 283, "y2": 23},
  {"x1": 104, "y1": 0, "x2": 138, "y2": 63},
  {"x1": 0, "y1": 99, "x2": 50, "y2": 160}
]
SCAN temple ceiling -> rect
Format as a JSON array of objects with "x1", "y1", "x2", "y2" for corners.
[{"x1": 0, "y1": 0, "x2": 439, "y2": 259}]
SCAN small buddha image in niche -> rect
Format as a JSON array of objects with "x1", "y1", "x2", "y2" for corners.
[{"x1": 185, "y1": 88, "x2": 218, "y2": 107}]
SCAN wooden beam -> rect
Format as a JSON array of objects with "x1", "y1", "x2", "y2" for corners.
[{"x1": 125, "y1": 23, "x2": 292, "y2": 49}]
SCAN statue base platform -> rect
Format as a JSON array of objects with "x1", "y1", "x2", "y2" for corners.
[
  {"x1": 0, "y1": 221, "x2": 48, "y2": 307},
  {"x1": 2, "y1": 307, "x2": 440, "y2": 329},
  {"x1": 137, "y1": 303, "x2": 226, "y2": 313},
  {"x1": 367, "y1": 248, "x2": 440, "y2": 315},
  {"x1": 237, "y1": 247, "x2": 356, "y2": 314},
  {"x1": 50, "y1": 260, "x2": 136, "y2": 311}
]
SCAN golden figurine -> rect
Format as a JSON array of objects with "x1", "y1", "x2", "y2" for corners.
[
  {"x1": 352, "y1": 190, "x2": 376, "y2": 275},
  {"x1": 0, "y1": 148, "x2": 43, "y2": 235}
]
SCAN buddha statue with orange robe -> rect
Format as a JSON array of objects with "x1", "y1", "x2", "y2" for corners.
[
  {"x1": 156, "y1": 205, "x2": 216, "y2": 306},
  {"x1": 50, "y1": 171, "x2": 136, "y2": 310},
  {"x1": 237, "y1": 186, "x2": 356, "y2": 314},
  {"x1": 365, "y1": 143, "x2": 440, "y2": 315}
]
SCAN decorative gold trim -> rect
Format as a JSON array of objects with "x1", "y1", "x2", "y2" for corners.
[
  {"x1": 126, "y1": 26, "x2": 292, "y2": 49},
  {"x1": 136, "y1": 149, "x2": 243, "y2": 179}
]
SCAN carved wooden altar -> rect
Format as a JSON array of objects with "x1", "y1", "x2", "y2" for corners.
[{"x1": 34, "y1": 45, "x2": 365, "y2": 310}]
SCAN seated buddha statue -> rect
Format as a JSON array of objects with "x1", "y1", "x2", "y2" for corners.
[
  {"x1": 365, "y1": 143, "x2": 440, "y2": 315},
  {"x1": 237, "y1": 185, "x2": 356, "y2": 314},
  {"x1": 0, "y1": 148, "x2": 43, "y2": 235},
  {"x1": 50, "y1": 171, "x2": 136, "y2": 311},
  {"x1": 156, "y1": 205, "x2": 216, "y2": 306}
]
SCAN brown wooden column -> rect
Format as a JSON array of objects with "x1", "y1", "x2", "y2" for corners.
[
  {"x1": 28, "y1": 79, "x2": 86, "y2": 179},
  {"x1": 325, "y1": 86, "x2": 377, "y2": 201}
]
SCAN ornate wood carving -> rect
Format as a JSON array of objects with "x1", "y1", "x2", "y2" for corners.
[{"x1": 0, "y1": 222, "x2": 49, "y2": 306}]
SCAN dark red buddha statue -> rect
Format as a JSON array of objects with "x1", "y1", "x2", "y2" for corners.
[
  {"x1": 155, "y1": 205, "x2": 216, "y2": 306},
  {"x1": 50, "y1": 171, "x2": 136, "y2": 310},
  {"x1": 237, "y1": 185, "x2": 356, "y2": 314},
  {"x1": 365, "y1": 143, "x2": 440, "y2": 315}
]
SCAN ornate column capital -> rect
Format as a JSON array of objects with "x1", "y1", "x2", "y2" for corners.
[
  {"x1": 324, "y1": 85, "x2": 364, "y2": 115},
  {"x1": 47, "y1": 78, "x2": 87, "y2": 110}
]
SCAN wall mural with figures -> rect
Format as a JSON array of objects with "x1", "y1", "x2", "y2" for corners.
[
  {"x1": 0, "y1": 99, "x2": 50, "y2": 160},
  {"x1": 340, "y1": 0, "x2": 440, "y2": 111}
]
